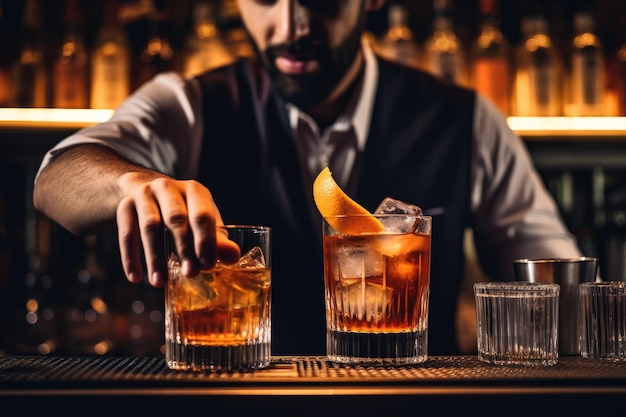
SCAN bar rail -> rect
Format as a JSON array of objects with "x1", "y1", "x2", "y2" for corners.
[{"x1": 1, "y1": 355, "x2": 626, "y2": 415}]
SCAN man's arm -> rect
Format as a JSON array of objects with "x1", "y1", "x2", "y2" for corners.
[
  {"x1": 470, "y1": 95, "x2": 582, "y2": 281},
  {"x1": 33, "y1": 144, "x2": 239, "y2": 287},
  {"x1": 33, "y1": 144, "x2": 156, "y2": 235}
]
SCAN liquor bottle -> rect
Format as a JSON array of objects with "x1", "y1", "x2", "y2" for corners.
[
  {"x1": 423, "y1": 0, "x2": 468, "y2": 86},
  {"x1": 471, "y1": 0, "x2": 511, "y2": 115},
  {"x1": 90, "y1": 0, "x2": 131, "y2": 109},
  {"x1": 376, "y1": 2, "x2": 421, "y2": 69},
  {"x1": 512, "y1": 10, "x2": 563, "y2": 116},
  {"x1": 604, "y1": 46, "x2": 625, "y2": 117},
  {"x1": 182, "y1": 0, "x2": 233, "y2": 77},
  {"x1": 53, "y1": 0, "x2": 88, "y2": 109},
  {"x1": 132, "y1": 0, "x2": 176, "y2": 90},
  {"x1": 565, "y1": 10, "x2": 605, "y2": 116},
  {"x1": 0, "y1": 62, "x2": 6, "y2": 105},
  {"x1": 0, "y1": 0, "x2": 9, "y2": 107},
  {"x1": 607, "y1": 8, "x2": 626, "y2": 116},
  {"x1": 615, "y1": 42, "x2": 626, "y2": 116},
  {"x1": 10, "y1": 0, "x2": 47, "y2": 108}
]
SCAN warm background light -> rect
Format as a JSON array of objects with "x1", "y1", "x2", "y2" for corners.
[
  {"x1": 0, "y1": 108, "x2": 114, "y2": 130},
  {"x1": 2, "y1": 109, "x2": 626, "y2": 137},
  {"x1": 507, "y1": 116, "x2": 626, "y2": 137}
]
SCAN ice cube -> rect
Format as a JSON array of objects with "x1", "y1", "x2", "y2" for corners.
[
  {"x1": 226, "y1": 247, "x2": 268, "y2": 307},
  {"x1": 338, "y1": 281, "x2": 393, "y2": 321},
  {"x1": 235, "y1": 246, "x2": 266, "y2": 269},
  {"x1": 230, "y1": 278, "x2": 255, "y2": 307},
  {"x1": 375, "y1": 197, "x2": 422, "y2": 215},
  {"x1": 374, "y1": 197, "x2": 422, "y2": 233},
  {"x1": 337, "y1": 247, "x2": 383, "y2": 279},
  {"x1": 168, "y1": 253, "x2": 181, "y2": 277},
  {"x1": 170, "y1": 253, "x2": 217, "y2": 308},
  {"x1": 180, "y1": 272, "x2": 219, "y2": 309},
  {"x1": 229, "y1": 269, "x2": 267, "y2": 306}
]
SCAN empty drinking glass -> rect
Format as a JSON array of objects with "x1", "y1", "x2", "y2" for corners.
[
  {"x1": 579, "y1": 281, "x2": 626, "y2": 360},
  {"x1": 474, "y1": 282, "x2": 560, "y2": 366}
]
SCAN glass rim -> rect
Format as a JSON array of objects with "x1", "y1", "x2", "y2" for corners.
[
  {"x1": 219, "y1": 224, "x2": 271, "y2": 232},
  {"x1": 474, "y1": 281, "x2": 560, "y2": 294},
  {"x1": 580, "y1": 281, "x2": 626, "y2": 289},
  {"x1": 323, "y1": 214, "x2": 431, "y2": 219},
  {"x1": 513, "y1": 257, "x2": 598, "y2": 264}
]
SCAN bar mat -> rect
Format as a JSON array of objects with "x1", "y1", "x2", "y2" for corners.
[{"x1": 1, "y1": 356, "x2": 626, "y2": 386}]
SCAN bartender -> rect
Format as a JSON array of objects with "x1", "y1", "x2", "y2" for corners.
[{"x1": 32, "y1": 0, "x2": 581, "y2": 356}]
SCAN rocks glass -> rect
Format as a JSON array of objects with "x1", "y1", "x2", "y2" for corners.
[
  {"x1": 474, "y1": 282, "x2": 560, "y2": 366},
  {"x1": 322, "y1": 213, "x2": 432, "y2": 365},
  {"x1": 165, "y1": 225, "x2": 271, "y2": 372}
]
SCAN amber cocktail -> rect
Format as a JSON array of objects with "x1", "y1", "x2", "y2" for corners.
[
  {"x1": 323, "y1": 214, "x2": 431, "y2": 365},
  {"x1": 165, "y1": 225, "x2": 271, "y2": 372}
]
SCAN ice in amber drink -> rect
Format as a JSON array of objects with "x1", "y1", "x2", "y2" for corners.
[{"x1": 165, "y1": 225, "x2": 271, "y2": 372}]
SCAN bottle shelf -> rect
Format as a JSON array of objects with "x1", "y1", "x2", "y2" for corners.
[
  {"x1": 508, "y1": 117, "x2": 626, "y2": 140},
  {"x1": 0, "y1": 108, "x2": 114, "y2": 130},
  {"x1": 1, "y1": 108, "x2": 626, "y2": 141}
]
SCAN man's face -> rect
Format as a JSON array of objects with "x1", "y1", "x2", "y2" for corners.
[{"x1": 237, "y1": 0, "x2": 368, "y2": 109}]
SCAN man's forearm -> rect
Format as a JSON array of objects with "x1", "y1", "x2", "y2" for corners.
[{"x1": 33, "y1": 144, "x2": 164, "y2": 235}]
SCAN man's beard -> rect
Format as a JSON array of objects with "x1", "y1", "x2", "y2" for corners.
[{"x1": 253, "y1": 18, "x2": 366, "y2": 109}]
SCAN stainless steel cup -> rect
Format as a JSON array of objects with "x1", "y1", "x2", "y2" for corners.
[{"x1": 513, "y1": 257, "x2": 599, "y2": 355}]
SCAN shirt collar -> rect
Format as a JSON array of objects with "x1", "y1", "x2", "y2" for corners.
[{"x1": 352, "y1": 40, "x2": 378, "y2": 151}]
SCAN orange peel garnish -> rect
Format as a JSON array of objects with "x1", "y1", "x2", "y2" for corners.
[{"x1": 313, "y1": 167, "x2": 384, "y2": 234}]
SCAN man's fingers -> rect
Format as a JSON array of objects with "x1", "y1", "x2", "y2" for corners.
[
  {"x1": 116, "y1": 197, "x2": 145, "y2": 285},
  {"x1": 132, "y1": 184, "x2": 168, "y2": 287},
  {"x1": 212, "y1": 204, "x2": 241, "y2": 264},
  {"x1": 116, "y1": 177, "x2": 235, "y2": 286},
  {"x1": 217, "y1": 233, "x2": 241, "y2": 265},
  {"x1": 151, "y1": 178, "x2": 199, "y2": 277},
  {"x1": 184, "y1": 181, "x2": 219, "y2": 269}
]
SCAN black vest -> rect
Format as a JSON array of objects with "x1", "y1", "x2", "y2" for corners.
[{"x1": 196, "y1": 57, "x2": 474, "y2": 356}]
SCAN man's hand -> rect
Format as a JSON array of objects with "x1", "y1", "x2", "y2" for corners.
[
  {"x1": 34, "y1": 145, "x2": 240, "y2": 288},
  {"x1": 117, "y1": 174, "x2": 241, "y2": 288}
]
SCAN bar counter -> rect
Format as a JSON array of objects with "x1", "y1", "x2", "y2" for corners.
[{"x1": 2, "y1": 355, "x2": 626, "y2": 414}]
